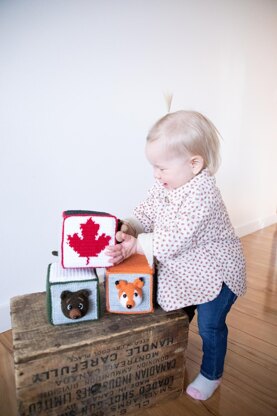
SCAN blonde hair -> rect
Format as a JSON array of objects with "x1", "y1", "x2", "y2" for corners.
[{"x1": 147, "y1": 110, "x2": 221, "y2": 175}]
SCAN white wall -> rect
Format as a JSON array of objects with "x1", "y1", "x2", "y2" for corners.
[{"x1": 0, "y1": 0, "x2": 276, "y2": 332}]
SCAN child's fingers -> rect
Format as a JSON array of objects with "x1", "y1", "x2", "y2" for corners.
[
  {"x1": 121, "y1": 232, "x2": 132, "y2": 241},
  {"x1": 116, "y1": 224, "x2": 129, "y2": 242},
  {"x1": 108, "y1": 249, "x2": 125, "y2": 265},
  {"x1": 121, "y1": 224, "x2": 129, "y2": 233},
  {"x1": 116, "y1": 230, "x2": 124, "y2": 242},
  {"x1": 117, "y1": 229, "x2": 131, "y2": 243},
  {"x1": 105, "y1": 245, "x2": 122, "y2": 256}
]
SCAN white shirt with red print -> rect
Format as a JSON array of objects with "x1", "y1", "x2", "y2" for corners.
[{"x1": 133, "y1": 169, "x2": 246, "y2": 311}]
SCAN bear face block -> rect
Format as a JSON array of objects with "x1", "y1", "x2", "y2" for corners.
[
  {"x1": 61, "y1": 210, "x2": 117, "y2": 268},
  {"x1": 47, "y1": 262, "x2": 100, "y2": 325},
  {"x1": 60, "y1": 289, "x2": 90, "y2": 320},
  {"x1": 106, "y1": 254, "x2": 154, "y2": 314}
]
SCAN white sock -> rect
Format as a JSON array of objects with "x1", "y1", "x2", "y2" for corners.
[{"x1": 186, "y1": 373, "x2": 221, "y2": 400}]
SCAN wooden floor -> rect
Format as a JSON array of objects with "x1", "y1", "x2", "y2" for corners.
[{"x1": 1, "y1": 224, "x2": 276, "y2": 416}]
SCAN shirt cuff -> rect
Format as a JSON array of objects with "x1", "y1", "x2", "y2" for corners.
[{"x1": 137, "y1": 233, "x2": 154, "y2": 268}]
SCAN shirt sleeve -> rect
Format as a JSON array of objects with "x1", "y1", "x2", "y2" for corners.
[
  {"x1": 137, "y1": 233, "x2": 154, "y2": 267},
  {"x1": 133, "y1": 183, "x2": 159, "y2": 233},
  {"x1": 153, "y1": 191, "x2": 213, "y2": 263}
]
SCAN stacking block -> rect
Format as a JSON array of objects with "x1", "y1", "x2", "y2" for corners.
[
  {"x1": 106, "y1": 254, "x2": 154, "y2": 314},
  {"x1": 11, "y1": 290, "x2": 189, "y2": 416},
  {"x1": 61, "y1": 210, "x2": 117, "y2": 268},
  {"x1": 47, "y1": 262, "x2": 100, "y2": 325}
]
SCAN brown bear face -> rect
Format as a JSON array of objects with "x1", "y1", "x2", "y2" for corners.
[{"x1": 60, "y1": 289, "x2": 90, "y2": 320}]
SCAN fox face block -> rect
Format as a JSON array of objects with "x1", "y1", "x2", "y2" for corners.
[{"x1": 106, "y1": 254, "x2": 154, "y2": 314}]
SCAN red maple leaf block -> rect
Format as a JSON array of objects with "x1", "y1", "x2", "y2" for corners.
[{"x1": 67, "y1": 217, "x2": 111, "y2": 265}]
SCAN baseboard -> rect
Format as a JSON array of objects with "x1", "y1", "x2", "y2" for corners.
[
  {"x1": 235, "y1": 214, "x2": 277, "y2": 238},
  {"x1": 0, "y1": 303, "x2": 11, "y2": 333}
]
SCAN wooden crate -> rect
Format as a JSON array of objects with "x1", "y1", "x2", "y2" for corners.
[{"x1": 11, "y1": 289, "x2": 189, "y2": 416}]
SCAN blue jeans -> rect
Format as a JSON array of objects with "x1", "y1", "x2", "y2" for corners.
[{"x1": 184, "y1": 283, "x2": 237, "y2": 380}]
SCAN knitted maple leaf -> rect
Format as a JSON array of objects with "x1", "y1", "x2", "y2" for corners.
[{"x1": 67, "y1": 217, "x2": 111, "y2": 265}]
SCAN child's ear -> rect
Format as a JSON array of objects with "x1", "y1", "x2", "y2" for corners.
[{"x1": 191, "y1": 155, "x2": 204, "y2": 175}]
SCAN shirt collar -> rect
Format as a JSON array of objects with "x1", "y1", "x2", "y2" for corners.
[{"x1": 157, "y1": 168, "x2": 213, "y2": 202}]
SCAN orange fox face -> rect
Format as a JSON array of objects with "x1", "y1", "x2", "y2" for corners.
[{"x1": 115, "y1": 278, "x2": 144, "y2": 309}]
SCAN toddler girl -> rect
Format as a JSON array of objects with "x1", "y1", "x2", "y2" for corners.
[{"x1": 107, "y1": 110, "x2": 246, "y2": 400}]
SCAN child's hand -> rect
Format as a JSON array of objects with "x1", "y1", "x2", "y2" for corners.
[
  {"x1": 116, "y1": 221, "x2": 136, "y2": 242},
  {"x1": 106, "y1": 233, "x2": 138, "y2": 265}
]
